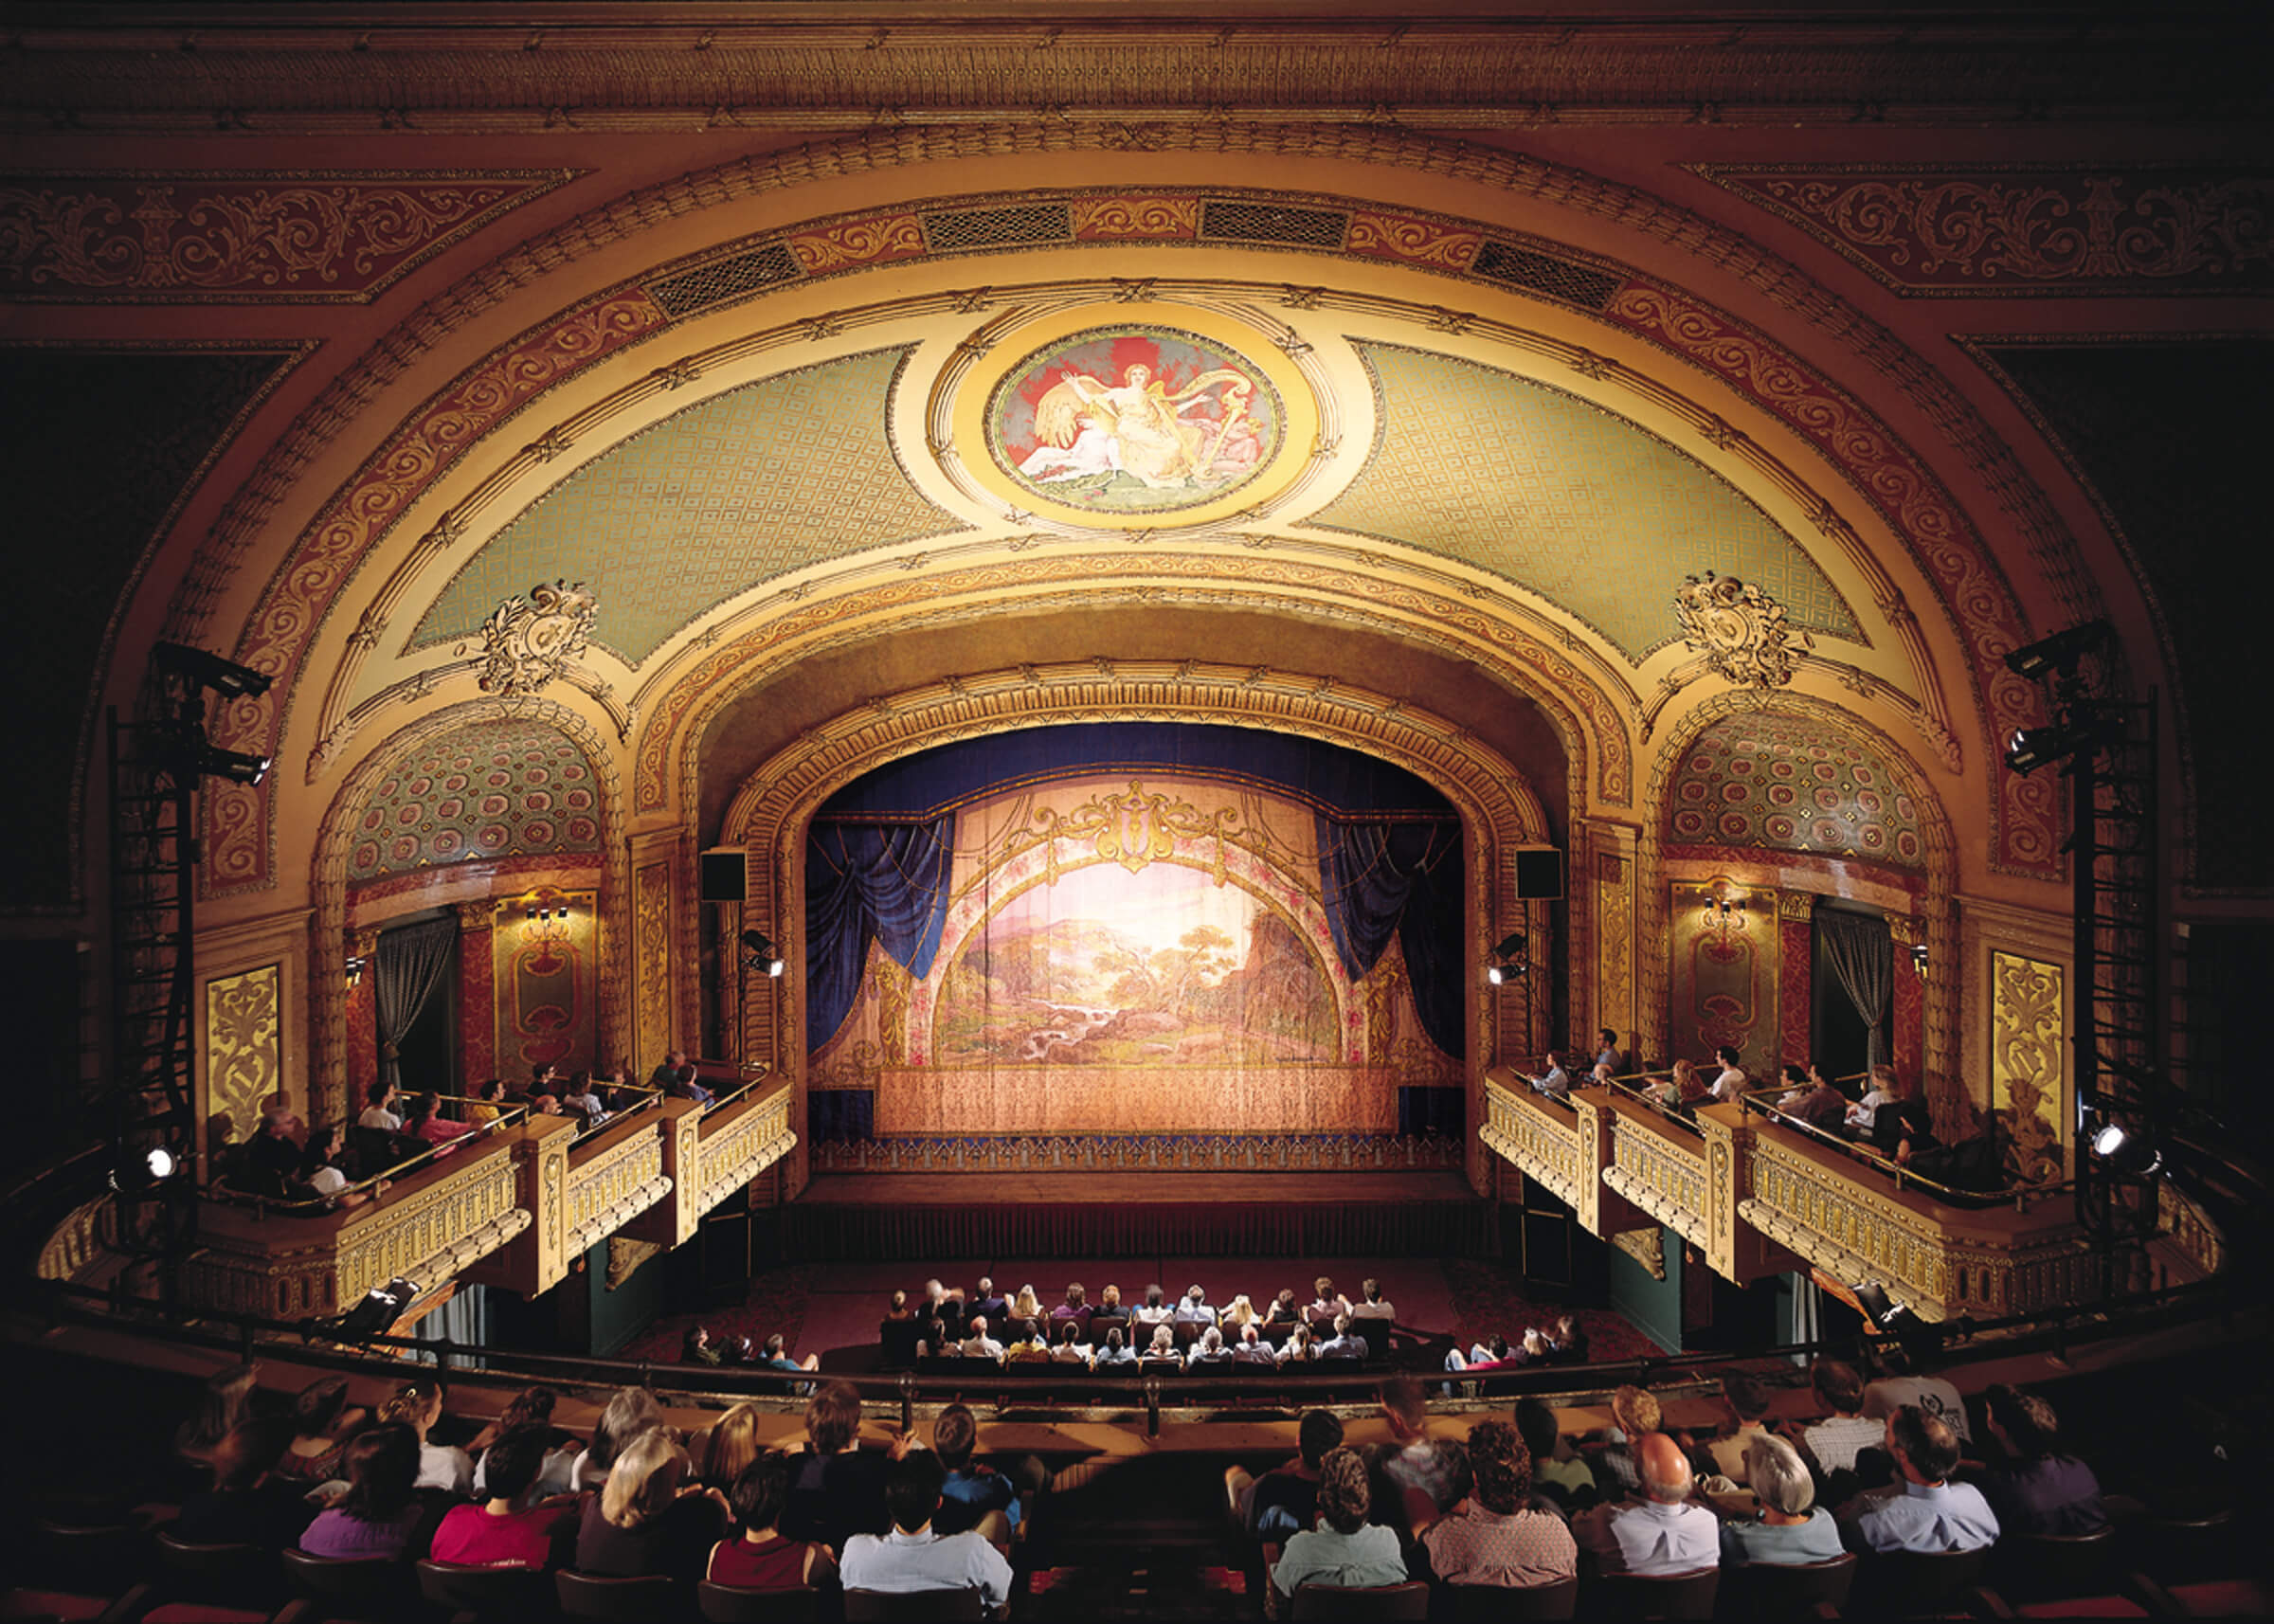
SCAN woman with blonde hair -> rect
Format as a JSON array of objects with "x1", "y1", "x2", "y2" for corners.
[
  {"x1": 1011, "y1": 1283, "x2": 1043, "y2": 1323},
  {"x1": 1221, "y1": 1292, "x2": 1258, "y2": 1331},
  {"x1": 569, "y1": 1385, "x2": 666, "y2": 1490},
  {"x1": 700, "y1": 1401, "x2": 765, "y2": 1491},
  {"x1": 575, "y1": 1426, "x2": 729, "y2": 1584}
]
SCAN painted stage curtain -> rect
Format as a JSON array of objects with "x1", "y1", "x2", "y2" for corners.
[
  {"x1": 805, "y1": 817, "x2": 955, "y2": 1053},
  {"x1": 1318, "y1": 817, "x2": 1464, "y2": 1056}
]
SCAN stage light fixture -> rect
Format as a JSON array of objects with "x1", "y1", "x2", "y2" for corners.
[
  {"x1": 1851, "y1": 1279, "x2": 1915, "y2": 1333},
  {"x1": 741, "y1": 929, "x2": 785, "y2": 978},
  {"x1": 2005, "y1": 718, "x2": 2112, "y2": 777},
  {"x1": 2088, "y1": 1114, "x2": 2162, "y2": 1177},
  {"x1": 2003, "y1": 621, "x2": 2109, "y2": 682},
  {"x1": 1485, "y1": 931, "x2": 1528, "y2": 985},
  {"x1": 109, "y1": 1143, "x2": 182, "y2": 1195},
  {"x1": 154, "y1": 641, "x2": 273, "y2": 700}
]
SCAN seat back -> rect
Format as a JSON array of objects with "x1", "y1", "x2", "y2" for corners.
[
  {"x1": 416, "y1": 1559, "x2": 553, "y2": 1620},
  {"x1": 30, "y1": 1516, "x2": 147, "y2": 1593},
  {"x1": 555, "y1": 1568, "x2": 681, "y2": 1622},
  {"x1": 1447, "y1": 1576, "x2": 1579, "y2": 1620},
  {"x1": 1587, "y1": 1565, "x2": 1720, "y2": 1622},
  {"x1": 879, "y1": 1318, "x2": 923, "y2": 1367},
  {"x1": 698, "y1": 1580, "x2": 824, "y2": 1622},
  {"x1": 280, "y1": 1547, "x2": 420, "y2": 1619},
  {"x1": 154, "y1": 1529, "x2": 281, "y2": 1604},
  {"x1": 1290, "y1": 1579, "x2": 1431, "y2": 1620},
  {"x1": 1353, "y1": 1319, "x2": 1391, "y2": 1362},
  {"x1": 842, "y1": 1585, "x2": 985, "y2": 1620},
  {"x1": 1993, "y1": 1525, "x2": 2118, "y2": 1603},
  {"x1": 1724, "y1": 1553, "x2": 1857, "y2": 1622},
  {"x1": 1852, "y1": 1545, "x2": 1994, "y2": 1619}
]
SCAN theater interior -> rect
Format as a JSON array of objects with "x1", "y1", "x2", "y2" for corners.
[{"x1": 2, "y1": 2, "x2": 2269, "y2": 1616}]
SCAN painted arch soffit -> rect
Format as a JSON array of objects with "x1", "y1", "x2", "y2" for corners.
[{"x1": 189, "y1": 136, "x2": 2054, "y2": 895}]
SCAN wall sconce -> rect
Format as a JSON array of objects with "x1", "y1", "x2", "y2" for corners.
[
  {"x1": 741, "y1": 929, "x2": 786, "y2": 978},
  {"x1": 1485, "y1": 931, "x2": 1528, "y2": 985},
  {"x1": 523, "y1": 900, "x2": 570, "y2": 929},
  {"x1": 1909, "y1": 941, "x2": 1929, "y2": 979},
  {"x1": 1700, "y1": 884, "x2": 1748, "y2": 945},
  {"x1": 344, "y1": 954, "x2": 368, "y2": 988}
]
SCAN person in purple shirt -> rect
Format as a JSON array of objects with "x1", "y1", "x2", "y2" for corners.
[
  {"x1": 1978, "y1": 1383, "x2": 2107, "y2": 1537},
  {"x1": 299, "y1": 1424, "x2": 442, "y2": 1561}
]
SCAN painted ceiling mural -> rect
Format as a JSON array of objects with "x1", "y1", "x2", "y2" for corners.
[
  {"x1": 1666, "y1": 712, "x2": 1924, "y2": 871},
  {"x1": 1310, "y1": 342, "x2": 1863, "y2": 662},
  {"x1": 345, "y1": 717, "x2": 602, "y2": 887},
  {"x1": 409, "y1": 346, "x2": 967, "y2": 665}
]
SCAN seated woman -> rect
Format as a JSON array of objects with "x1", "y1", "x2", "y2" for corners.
[
  {"x1": 568, "y1": 1386, "x2": 666, "y2": 1492},
  {"x1": 1010, "y1": 1283, "x2": 1044, "y2": 1325},
  {"x1": 375, "y1": 1381, "x2": 473, "y2": 1497},
  {"x1": 1002, "y1": 1319, "x2": 1053, "y2": 1363},
  {"x1": 464, "y1": 1078, "x2": 506, "y2": 1127},
  {"x1": 299, "y1": 1424, "x2": 441, "y2": 1560},
  {"x1": 1276, "y1": 1323, "x2": 1317, "y2": 1364},
  {"x1": 296, "y1": 1123, "x2": 383, "y2": 1208},
  {"x1": 699, "y1": 1402, "x2": 765, "y2": 1493},
  {"x1": 469, "y1": 1385, "x2": 579, "y2": 1504},
  {"x1": 575, "y1": 1426, "x2": 730, "y2": 1584},
  {"x1": 269, "y1": 1375, "x2": 369, "y2": 1487},
  {"x1": 710, "y1": 1452, "x2": 837, "y2": 1591},
  {"x1": 1141, "y1": 1324, "x2": 1182, "y2": 1364},
  {"x1": 431, "y1": 1425, "x2": 579, "y2": 1569},
  {"x1": 1132, "y1": 1284, "x2": 1175, "y2": 1330},
  {"x1": 174, "y1": 1419, "x2": 315, "y2": 1549},
  {"x1": 1050, "y1": 1320, "x2": 1093, "y2": 1365},
  {"x1": 1719, "y1": 1433, "x2": 1844, "y2": 1565}
]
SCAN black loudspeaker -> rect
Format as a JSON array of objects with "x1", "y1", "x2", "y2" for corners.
[
  {"x1": 1513, "y1": 847, "x2": 1563, "y2": 900},
  {"x1": 699, "y1": 848, "x2": 747, "y2": 904}
]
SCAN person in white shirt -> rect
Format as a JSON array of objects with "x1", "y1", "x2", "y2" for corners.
[
  {"x1": 1861, "y1": 1344, "x2": 1973, "y2": 1445},
  {"x1": 1796, "y1": 1358, "x2": 1885, "y2": 1477},
  {"x1": 957, "y1": 1316, "x2": 1004, "y2": 1362},
  {"x1": 1847, "y1": 1062, "x2": 1901, "y2": 1135},
  {"x1": 840, "y1": 1451, "x2": 1013, "y2": 1611},
  {"x1": 1573, "y1": 1432, "x2": 1720, "y2": 1576},
  {"x1": 1709, "y1": 1045, "x2": 1749, "y2": 1102},
  {"x1": 381, "y1": 1381, "x2": 473, "y2": 1496},
  {"x1": 1172, "y1": 1285, "x2": 1218, "y2": 1326},
  {"x1": 1230, "y1": 1325, "x2": 1278, "y2": 1365},
  {"x1": 1314, "y1": 1314, "x2": 1367, "y2": 1361},
  {"x1": 1837, "y1": 1407, "x2": 1998, "y2": 1554},
  {"x1": 1523, "y1": 1051, "x2": 1573, "y2": 1098},
  {"x1": 1348, "y1": 1279, "x2": 1396, "y2": 1322},
  {"x1": 1049, "y1": 1321, "x2": 1092, "y2": 1364},
  {"x1": 358, "y1": 1080, "x2": 403, "y2": 1132},
  {"x1": 1186, "y1": 1326, "x2": 1234, "y2": 1367}
]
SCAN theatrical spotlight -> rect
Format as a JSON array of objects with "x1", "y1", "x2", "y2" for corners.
[
  {"x1": 109, "y1": 1143, "x2": 182, "y2": 1196},
  {"x1": 1485, "y1": 932, "x2": 1528, "y2": 985},
  {"x1": 2004, "y1": 621, "x2": 2109, "y2": 683},
  {"x1": 740, "y1": 929, "x2": 786, "y2": 978},
  {"x1": 1851, "y1": 1280, "x2": 1916, "y2": 1334},
  {"x1": 153, "y1": 736, "x2": 271, "y2": 786},
  {"x1": 154, "y1": 641, "x2": 273, "y2": 700},
  {"x1": 2005, "y1": 717, "x2": 2113, "y2": 777},
  {"x1": 2088, "y1": 1114, "x2": 2163, "y2": 1177}
]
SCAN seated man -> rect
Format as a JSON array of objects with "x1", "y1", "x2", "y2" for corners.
[
  {"x1": 650, "y1": 1047, "x2": 714, "y2": 1105},
  {"x1": 966, "y1": 1276, "x2": 1006, "y2": 1329},
  {"x1": 1862, "y1": 1342, "x2": 1973, "y2": 1445},
  {"x1": 929, "y1": 1404, "x2": 1020, "y2": 1544},
  {"x1": 916, "y1": 1318, "x2": 961, "y2": 1361},
  {"x1": 958, "y1": 1315, "x2": 1004, "y2": 1362},
  {"x1": 1314, "y1": 1313, "x2": 1367, "y2": 1361},
  {"x1": 1979, "y1": 1383, "x2": 2107, "y2": 1538},
  {"x1": 1421, "y1": 1417, "x2": 1579, "y2": 1589},
  {"x1": 1515, "y1": 1398, "x2": 1597, "y2": 1510},
  {"x1": 1796, "y1": 1358, "x2": 1884, "y2": 1480},
  {"x1": 1270, "y1": 1446, "x2": 1410, "y2": 1606},
  {"x1": 1187, "y1": 1326, "x2": 1235, "y2": 1368},
  {"x1": 1708, "y1": 1044, "x2": 1750, "y2": 1102},
  {"x1": 1702, "y1": 1370, "x2": 1774, "y2": 1485},
  {"x1": 1173, "y1": 1284, "x2": 1218, "y2": 1326},
  {"x1": 1573, "y1": 1433, "x2": 1720, "y2": 1575},
  {"x1": 1521, "y1": 1050, "x2": 1573, "y2": 1098},
  {"x1": 1595, "y1": 1028, "x2": 1633, "y2": 1077},
  {"x1": 1778, "y1": 1063, "x2": 1851, "y2": 1134},
  {"x1": 840, "y1": 1450, "x2": 1013, "y2": 1611},
  {"x1": 1348, "y1": 1279, "x2": 1396, "y2": 1322},
  {"x1": 1837, "y1": 1406, "x2": 1998, "y2": 1554},
  {"x1": 1544, "y1": 1312, "x2": 1588, "y2": 1364},
  {"x1": 1230, "y1": 1324, "x2": 1279, "y2": 1365},
  {"x1": 1308, "y1": 1277, "x2": 1352, "y2": 1326},
  {"x1": 1093, "y1": 1326, "x2": 1137, "y2": 1366},
  {"x1": 1231, "y1": 1409, "x2": 1345, "y2": 1543}
]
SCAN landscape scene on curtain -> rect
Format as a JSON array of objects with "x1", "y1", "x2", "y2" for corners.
[{"x1": 933, "y1": 861, "x2": 1337, "y2": 1066}]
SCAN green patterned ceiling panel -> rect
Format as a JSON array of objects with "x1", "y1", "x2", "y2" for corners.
[
  {"x1": 411, "y1": 347, "x2": 968, "y2": 665},
  {"x1": 1311, "y1": 342, "x2": 1862, "y2": 661}
]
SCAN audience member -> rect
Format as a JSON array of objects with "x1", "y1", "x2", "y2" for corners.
[
  {"x1": 1271, "y1": 1446, "x2": 1411, "y2": 1601},
  {"x1": 700, "y1": 1402, "x2": 764, "y2": 1491},
  {"x1": 1050, "y1": 1284, "x2": 1092, "y2": 1336},
  {"x1": 1837, "y1": 1406, "x2": 1998, "y2": 1555},
  {"x1": 1796, "y1": 1359, "x2": 1882, "y2": 1478},
  {"x1": 1308, "y1": 1278, "x2": 1352, "y2": 1326},
  {"x1": 1051, "y1": 1320, "x2": 1093, "y2": 1364},
  {"x1": 840, "y1": 1450, "x2": 1014, "y2": 1609},
  {"x1": 1420, "y1": 1417, "x2": 1579, "y2": 1589},
  {"x1": 464, "y1": 1077, "x2": 506, "y2": 1126},
  {"x1": 1276, "y1": 1324, "x2": 1316, "y2": 1364},
  {"x1": 709, "y1": 1451, "x2": 838, "y2": 1590},
  {"x1": 1546, "y1": 1313, "x2": 1589, "y2": 1364},
  {"x1": 173, "y1": 1419, "x2": 315, "y2": 1549},
  {"x1": 1522, "y1": 1051, "x2": 1573, "y2": 1098},
  {"x1": 430, "y1": 1424, "x2": 577, "y2": 1568},
  {"x1": 1709, "y1": 1045, "x2": 1749, "y2": 1102},
  {"x1": 1188, "y1": 1326, "x2": 1234, "y2": 1367},
  {"x1": 1234, "y1": 1409, "x2": 1345, "y2": 1542},
  {"x1": 268, "y1": 1374, "x2": 366, "y2": 1486},
  {"x1": 959, "y1": 1316, "x2": 1005, "y2": 1362},
  {"x1": 358, "y1": 1080, "x2": 404, "y2": 1132},
  {"x1": 1133, "y1": 1285, "x2": 1174, "y2": 1330},
  {"x1": 558, "y1": 1071, "x2": 611, "y2": 1126},
  {"x1": 469, "y1": 1385, "x2": 578, "y2": 1503},
  {"x1": 968, "y1": 1276, "x2": 1005, "y2": 1327},
  {"x1": 683, "y1": 1325, "x2": 721, "y2": 1365},
  {"x1": 1375, "y1": 1377, "x2": 1462, "y2": 1519},
  {"x1": 1778, "y1": 1063, "x2": 1850, "y2": 1135},
  {"x1": 1265, "y1": 1290, "x2": 1301, "y2": 1329},
  {"x1": 1094, "y1": 1326, "x2": 1136, "y2": 1366},
  {"x1": 1222, "y1": 1292, "x2": 1260, "y2": 1333},
  {"x1": 176, "y1": 1361, "x2": 262, "y2": 1474},
  {"x1": 1231, "y1": 1325, "x2": 1278, "y2": 1365},
  {"x1": 379, "y1": 1380, "x2": 472, "y2": 1495},
  {"x1": 1979, "y1": 1383, "x2": 2107, "y2": 1537},
  {"x1": 1588, "y1": 1385, "x2": 1662, "y2": 1501},
  {"x1": 1003, "y1": 1320, "x2": 1052, "y2": 1363},
  {"x1": 299, "y1": 1424, "x2": 439, "y2": 1560},
  {"x1": 1862, "y1": 1342, "x2": 1973, "y2": 1444},
  {"x1": 1702, "y1": 1370, "x2": 1774, "y2": 1485},
  {"x1": 1720, "y1": 1434, "x2": 1844, "y2": 1566},
  {"x1": 570, "y1": 1386, "x2": 665, "y2": 1491},
  {"x1": 405, "y1": 1090, "x2": 473, "y2": 1153},
  {"x1": 575, "y1": 1426, "x2": 730, "y2": 1584},
  {"x1": 1596, "y1": 1028, "x2": 1632, "y2": 1076},
  {"x1": 1143, "y1": 1324, "x2": 1181, "y2": 1362},
  {"x1": 932, "y1": 1403, "x2": 1020, "y2": 1543},
  {"x1": 1847, "y1": 1063, "x2": 1900, "y2": 1137},
  {"x1": 1011, "y1": 1283, "x2": 1044, "y2": 1324},
  {"x1": 759, "y1": 1332, "x2": 820, "y2": 1379},
  {"x1": 1349, "y1": 1279, "x2": 1396, "y2": 1322},
  {"x1": 917, "y1": 1318, "x2": 959, "y2": 1361},
  {"x1": 1515, "y1": 1398, "x2": 1596, "y2": 1509},
  {"x1": 1315, "y1": 1313, "x2": 1366, "y2": 1361},
  {"x1": 1174, "y1": 1284, "x2": 1218, "y2": 1326},
  {"x1": 1573, "y1": 1433, "x2": 1719, "y2": 1576},
  {"x1": 782, "y1": 1380, "x2": 893, "y2": 1554}
]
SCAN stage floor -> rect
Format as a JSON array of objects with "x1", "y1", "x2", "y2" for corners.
[{"x1": 793, "y1": 1169, "x2": 1481, "y2": 1204}]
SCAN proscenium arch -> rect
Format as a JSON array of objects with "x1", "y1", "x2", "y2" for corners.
[
  {"x1": 719, "y1": 672, "x2": 1554, "y2": 1199},
  {"x1": 1636, "y1": 691, "x2": 1959, "y2": 1128},
  {"x1": 185, "y1": 130, "x2": 2057, "y2": 898},
  {"x1": 307, "y1": 696, "x2": 630, "y2": 1125}
]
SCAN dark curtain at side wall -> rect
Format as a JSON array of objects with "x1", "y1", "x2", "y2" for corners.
[
  {"x1": 1316, "y1": 817, "x2": 1465, "y2": 1057},
  {"x1": 1816, "y1": 906, "x2": 1894, "y2": 1071},
  {"x1": 804, "y1": 817, "x2": 956, "y2": 1055}
]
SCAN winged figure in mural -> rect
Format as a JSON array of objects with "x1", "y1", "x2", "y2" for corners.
[{"x1": 1018, "y1": 362, "x2": 1257, "y2": 489}]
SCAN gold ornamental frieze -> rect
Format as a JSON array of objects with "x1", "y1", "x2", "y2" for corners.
[
  {"x1": 565, "y1": 1118, "x2": 672, "y2": 1251},
  {"x1": 694, "y1": 1084, "x2": 798, "y2": 1214}
]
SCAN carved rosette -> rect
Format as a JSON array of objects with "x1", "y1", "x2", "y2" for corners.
[
  {"x1": 1674, "y1": 571, "x2": 1814, "y2": 691},
  {"x1": 469, "y1": 580, "x2": 599, "y2": 699}
]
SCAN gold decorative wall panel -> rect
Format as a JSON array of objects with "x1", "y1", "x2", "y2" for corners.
[
  {"x1": 1990, "y1": 949, "x2": 2067, "y2": 1185},
  {"x1": 565, "y1": 1117, "x2": 672, "y2": 1254},
  {"x1": 205, "y1": 964, "x2": 280, "y2": 1148},
  {"x1": 633, "y1": 858, "x2": 674, "y2": 1082},
  {"x1": 693, "y1": 1082, "x2": 799, "y2": 1216},
  {"x1": 1479, "y1": 1071, "x2": 1587, "y2": 1215}
]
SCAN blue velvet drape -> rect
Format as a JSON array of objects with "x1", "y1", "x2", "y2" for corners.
[
  {"x1": 804, "y1": 817, "x2": 955, "y2": 1054},
  {"x1": 1317, "y1": 817, "x2": 1465, "y2": 1056}
]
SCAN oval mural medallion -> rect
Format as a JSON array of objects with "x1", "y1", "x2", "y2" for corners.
[{"x1": 984, "y1": 325, "x2": 1285, "y2": 516}]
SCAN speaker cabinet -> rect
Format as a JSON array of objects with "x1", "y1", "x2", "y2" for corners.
[
  {"x1": 699, "y1": 848, "x2": 747, "y2": 904},
  {"x1": 1513, "y1": 847, "x2": 1563, "y2": 900}
]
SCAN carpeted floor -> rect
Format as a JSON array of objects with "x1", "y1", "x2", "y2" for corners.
[{"x1": 618, "y1": 1253, "x2": 1665, "y2": 1370}]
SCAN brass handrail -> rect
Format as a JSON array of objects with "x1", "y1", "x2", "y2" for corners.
[
  {"x1": 1736, "y1": 1088, "x2": 2078, "y2": 1212},
  {"x1": 212, "y1": 1105, "x2": 532, "y2": 1217}
]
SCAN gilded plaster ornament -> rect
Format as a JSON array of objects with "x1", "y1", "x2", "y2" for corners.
[
  {"x1": 468, "y1": 580, "x2": 598, "y2": 699},
  {"x1": 1674, "y1": 571, "x2": 1814, "y2": 692}
]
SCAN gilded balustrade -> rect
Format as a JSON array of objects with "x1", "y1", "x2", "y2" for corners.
[
  {"x1": 1479, "y1": 1070, "x2": 1633, "y2": 1237},
  {"x1": 1739, "y1": 1124, "x2": 2089, "y2": 1320},
  {"x1": 181, "y1": 1132, "x2": 530, "y2": 1320},
  {"x1": 564, "y1": 1110, "x2": 673, "y2": 1255},
  {"x1": 693, "y1": 1079, "x2": 798, "y2": 1216},
  {"x1": 1599, "y1": 1097, "x2": 1793, "y2": 1284}
]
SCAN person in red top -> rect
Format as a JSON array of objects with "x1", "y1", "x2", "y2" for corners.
[
  {"x1": 710, "y1": 1452, "x2": 839, "y2": 1590},
  {"x1": 429, "y1": 1426, "x2": 577, "y2": 1568}
]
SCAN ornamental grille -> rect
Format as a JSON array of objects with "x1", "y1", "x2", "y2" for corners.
[
  {"x1": 647, "y1": 242, "x2": 803, "y2": 318},
  {"x1": 1470, "y1": 242, "x2": 1624, "y2": 311},
  {"x1": 1200, "y1": 199, "x2": 1350, "y2": 249},
  {"x1": 923, "y1": 203, "x2": 1073, "y2": 252}
]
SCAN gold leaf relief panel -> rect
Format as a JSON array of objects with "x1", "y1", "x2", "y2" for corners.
[
  {"x1": 207, "y1": 965, "x2": 281, "y2": 1146},
  {"x1": 1990, "y1": 949, "x2": 2066, "y2": 1184}
]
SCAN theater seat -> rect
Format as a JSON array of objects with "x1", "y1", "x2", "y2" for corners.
[
  {"x1": 698, "y1": 1580, "x2": 823, "y2": 1622},
  {"x1": 415, "y1": 1559, "x2": 552, "y2": 1623},
  {"x1": 1722, "y1": 1553, "x2": 1856, "y2": 1621},
  {"x1": 555, "y1": 1570, "x2": 679, "y2": 1622},
  {"x1": 1290, "y1": 1579, "x2": 1430, "y2": 1619},
  {"x1": 1586, "y1": 1565, "x2": 1719, "y2": 1621},
  {"x1": 842, "y1": 1586, "x2": 984, "y2": 1621},
  {"x1": 1445, "y1": 1575, "x2": 1579, "y2": 1619}
]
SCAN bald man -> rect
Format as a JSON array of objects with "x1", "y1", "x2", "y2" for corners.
[{"x1": 1572, "y1": 1431, "x2": 1720, "y2": 1576}]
